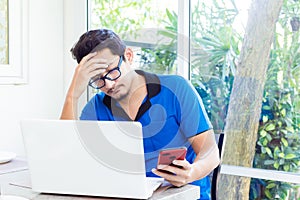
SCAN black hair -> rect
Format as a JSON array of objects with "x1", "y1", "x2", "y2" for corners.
[{"x1": 71, "y1": 29, "x2": 126, "y2": 63}]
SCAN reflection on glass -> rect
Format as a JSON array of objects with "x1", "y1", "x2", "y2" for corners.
[
  {"x1": 0, "y1": 0, "x2": 8, "y2": 64},
  {"x1": 250, "y1": 178, "x2": 300, "y2": 200},
  {"x1": 89, "y1": 0, "x2": 178, "y2": 75}
]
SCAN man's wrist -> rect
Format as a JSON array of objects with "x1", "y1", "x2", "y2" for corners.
[{"x1": 66, "y1": 87, "x2": 81, "y2": 101}]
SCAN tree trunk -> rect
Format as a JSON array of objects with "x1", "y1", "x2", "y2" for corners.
[{"x1": 218, "y1": 0, "x2": 283, "y2": 199}]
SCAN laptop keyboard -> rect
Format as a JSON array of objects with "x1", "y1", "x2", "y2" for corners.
[{"x1": 146, "y1": 177, "x2": 164, "y2": 191}]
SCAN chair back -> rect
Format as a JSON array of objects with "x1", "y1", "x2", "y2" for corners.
[{"x1": 211, "y1": 133, "x2": 225, "y2": 200}]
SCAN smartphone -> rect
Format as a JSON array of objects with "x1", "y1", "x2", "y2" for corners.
[{"x1": 157, "y1": 147, "x2": 187, "y2": 166}]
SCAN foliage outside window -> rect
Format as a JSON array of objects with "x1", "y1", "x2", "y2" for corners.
[
  {"x1": 89, "y1": 0, "x2": 300, "y2": 199},
  {"x1": 250, "y1": 1, "x2": 300, "y2": 198},
  {"x1": 190, "y1": 0, "x2": 300, "y2": 199},
  {"x1": 90, "y1": 0, "x2": 178, "y2": 75}
]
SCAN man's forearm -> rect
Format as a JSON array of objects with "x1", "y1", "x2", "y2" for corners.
[
  {"x1": 190, "y1": 144, "x2": 220, "y2": 181},
  {"x1": 60, "y1": 95, "x2": 78, "y2": 120}
]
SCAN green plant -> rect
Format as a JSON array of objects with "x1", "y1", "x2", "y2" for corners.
[
  {"x1": 139, "y1": 9, "x2": 177, "y2": 74},
  {"x1": 190, "y1": 0, "x2": 240, "y2": 133},
  {"x1": 90, "y1": 0, "x2": 156, "y2": 39}
]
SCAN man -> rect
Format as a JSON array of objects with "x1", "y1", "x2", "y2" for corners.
[{"x1": 60, "y1": 29, "x2": 220, "y2": 199}]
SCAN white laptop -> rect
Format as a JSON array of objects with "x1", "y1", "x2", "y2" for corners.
[{"x1": 20, "y1": 119, "x2": 163, "y2": 199}]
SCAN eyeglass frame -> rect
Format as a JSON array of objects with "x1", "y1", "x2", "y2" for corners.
[{"x1": 88, "y1": 56, "x2": 123, "y2": 89}]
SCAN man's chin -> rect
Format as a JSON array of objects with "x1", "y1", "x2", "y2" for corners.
[{"x1": 110, "y1": 91, "x2": 126, "y2": 101}]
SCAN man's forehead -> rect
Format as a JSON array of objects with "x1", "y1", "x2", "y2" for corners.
[
  {"x1": 93, "y1": 53, "x2": 119, "y2": 66},
  {"x1": 107, "y1": 56, "x2": 119, "y2": 65}
]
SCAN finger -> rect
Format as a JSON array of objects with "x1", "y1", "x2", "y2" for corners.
[
  {"x1": 89, "y1": 68, "x2": 107, "y2": 79},
  {"x1": 172, "y1": 159, "x2": 191, "y2": 170},
  {"x1": 157, "y1": 165, "x2": 178, "y2": 175},
  {"x1": 80, "y1": 62, "x2": 107, "y2": 77},
  {"x1": 80, "y1": 52, "x2": 97, "y2": 64},
  {"x1": 85, "y1": 58, "x2": 109, "y2": 69},
  {"x1": 167, "y1": 179, "x2": 187, "y2": 187},
  {"x1": 87, "y1": 63, "x2": 108, "y2": 73},
  {"x1": 157, "y1": 164, "x2": 168, "y2": 169},
  {"x1": 152, "y1": 168, "x2": 176, "y2": 178}
]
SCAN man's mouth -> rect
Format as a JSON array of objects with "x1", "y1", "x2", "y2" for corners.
[{"x1": 108, "y1": 87, "x2": 120, "y2": 95}]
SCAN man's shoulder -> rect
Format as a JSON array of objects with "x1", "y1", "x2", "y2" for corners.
[
  {"x1": 137, "y1": 70, "x2": 187, "y2": 85},
  {"x1": 157, "y1": 74, "x2": 187, "y2": 83},
  {"x1": 157, "y1": 74, "x2": 189, "y2": 88}
]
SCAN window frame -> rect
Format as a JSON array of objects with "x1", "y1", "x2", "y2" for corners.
[{"x1": 0, "y1": 0, "x2": 28, "y2": 84}]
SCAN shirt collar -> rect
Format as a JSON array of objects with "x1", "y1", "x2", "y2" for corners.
[{"x1": 135, "y1": 70, "x2": 160, "y2": 98}]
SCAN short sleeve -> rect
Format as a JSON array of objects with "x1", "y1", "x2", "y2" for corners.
[
  {"x1": 80, "y1": 96, "x2": 98, "y2": 120},
  {"x1": 174, "y1": 76, "x2": 212, "y2": 137}
]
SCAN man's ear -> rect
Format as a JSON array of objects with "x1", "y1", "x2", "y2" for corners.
[{"x1": 124, "y1": 48, "x2": 134, "y2": 64}]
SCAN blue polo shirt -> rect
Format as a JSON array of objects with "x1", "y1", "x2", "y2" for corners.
[{"x1": 80, "y1": 70, "x2": 213, "y2": 199}]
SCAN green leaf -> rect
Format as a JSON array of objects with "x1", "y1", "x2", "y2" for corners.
[
  {"x1": 264, "y1": 160, "x2": 275, "y2": 165},
  {"x1": 279, "y1": 191, "x2": 287, "y2": 199},
  {"x1": 283, "y1": 164, "x2": 290, "y2": 171},
  {"x1": 278, "y1": 153, "x2": 285, "y2": 158},
  {"x1": 279, "y1": 159, "x2": 285, "y2": 165},
  {"x1": 266, "y1": 133, "x2": 272, "y2": 141},
  {"x1": 285, "y1": 126, "x2": 294, "y2": 133},
  {"x1": 262, "y1": 138, "x2": 268, "y2": 146},
  {"x1": 262, "y1": 115, "x2": 269, "y2": 123},
  {"x1": 274, "y1": 161, "x2": 280, "y2": 169},
  {"x1": 281, "y1": 138, "x2": 288, "y2": 147},
  {"x1": 266, "y1": 183, "x2": 276, "y2": 189},
  {"x1": 257, "y1": 141, "x2": 262, "y2": 146},
  {"x1": 277, "y1": 121, "x2": 282, "y2": 128},
  {"x1": 264, "y1": 189, "x2": 272, "y2": 199},
  {"x1": 265, "y1": 124, "x2": 276, "y2": 131},
  {"x1": 265, "y1": 147, "x2": 273, "y2": 158},
  {"x1": 260, "y1": 130, "x2": 267, "y2": 137},
  {"x1": 261, "y1": 146, "x2": 266, "y2": 153},
  {"x1": 280, "y1": 108, "x2": 286, "y2": 117},
  {"x1": 198, "y1": 38, "x2": 223, "y2": 48},
  {"x1": 285, "y1": 154, "x2": 296, "y2": 159},
  {"x1": 274, "y1": 146, "x2": 280, "y2": 153}
]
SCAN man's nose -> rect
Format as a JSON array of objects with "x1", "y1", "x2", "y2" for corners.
[{"x1": 105, "y1": 79, "x2": 116, "y2": 88}]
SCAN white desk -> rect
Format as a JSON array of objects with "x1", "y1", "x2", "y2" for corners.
[{"x1": 0, "y1": 160, "x2": 200, "y2": 200}]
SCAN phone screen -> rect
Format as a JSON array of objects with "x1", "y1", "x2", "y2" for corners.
[{"x1": 157, "y1": 147, "x2": 187, "y2": 166}]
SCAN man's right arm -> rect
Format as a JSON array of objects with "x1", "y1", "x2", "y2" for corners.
[
  {"x1": 60, "y1": 91, "x2": 79, "y2": 120},
  {"x1": 60, "y1": 52, "x2": 107, "y2": 120}
]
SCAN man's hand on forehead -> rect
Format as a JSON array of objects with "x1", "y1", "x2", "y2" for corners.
[{"x1": 87, "y1": 53, "x2": 119, "y2": 70}]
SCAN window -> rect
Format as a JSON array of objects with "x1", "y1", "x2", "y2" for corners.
[
  {"x1": 89, "y1": 0, "x2": 179, "y2": 75},
  {"x1": 87, "y1": 0, "x2": 300, "y2": 197}
]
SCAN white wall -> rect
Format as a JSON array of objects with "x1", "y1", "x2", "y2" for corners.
[
  {"x1": 0, "y1": 0, "x2": 64, "y2": 156},
  {"x1": 63, "y1": 0, "x2": 87, "y2": 111}
]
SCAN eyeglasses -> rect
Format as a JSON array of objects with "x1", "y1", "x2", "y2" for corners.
[{"x1": 88, "y1": 56, "x2": 123, "y2": 89}]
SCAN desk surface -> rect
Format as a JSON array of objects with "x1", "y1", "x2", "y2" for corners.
[{"x1": 0, "y1": 169, "x2": 200, "y2": 200}]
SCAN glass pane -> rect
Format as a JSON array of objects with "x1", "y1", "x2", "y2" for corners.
[
  {"x1": 89, "y1": 0, "x2": 178, "y2": 75},
  {"x1": 0, "y1": 0, "x2": 8, "y2": 64},
  {"x1": 254, "y1": 0, "x2": 300, "y2": 175},
  {"x1": 190, "y1": 0, "x2": 245, "y2": 134},
  {"x1": 190, "y1": 0, "x2": 300, "y2": 176},
  {"x1": 250, "y1": 178, "x2": 300, "y2": 200}
]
